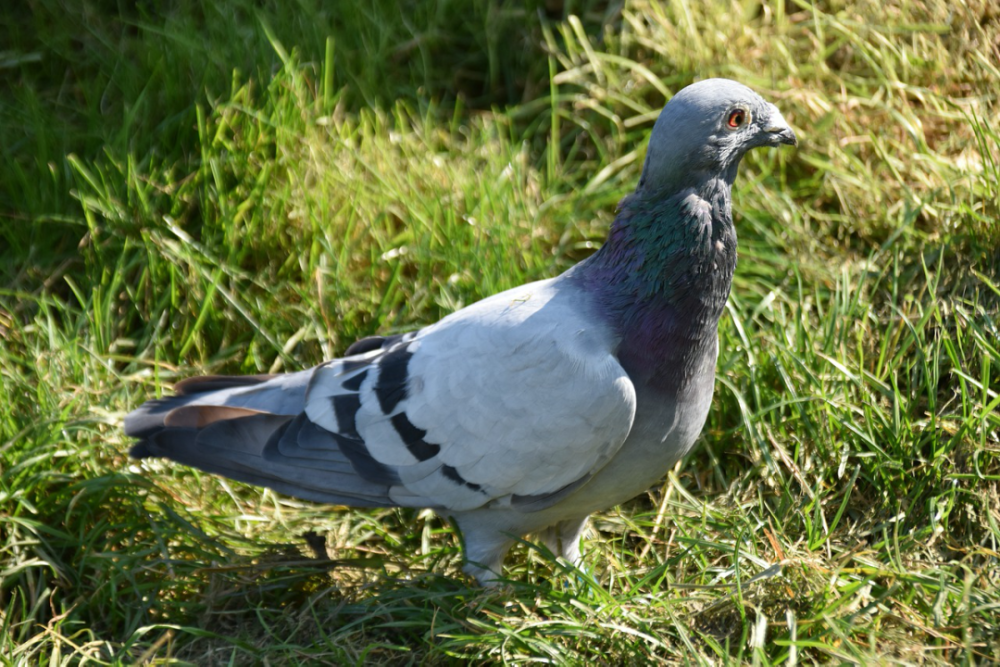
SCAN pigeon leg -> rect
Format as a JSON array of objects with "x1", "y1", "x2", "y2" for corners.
[
  {"x1": 454, "y1": 518, "x2": 514, "y2": 586},
  {"x1": 539, "y1": 516, "x2": 589, "y2": 566}
]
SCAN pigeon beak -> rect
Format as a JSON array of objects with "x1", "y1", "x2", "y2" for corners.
[{"x1": 762, "y1": 103, "x2": 797, "y2": 146}]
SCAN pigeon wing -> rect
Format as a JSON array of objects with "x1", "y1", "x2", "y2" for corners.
[
  {"x1": 128, "y1": 277, "x2": 636, "y2": 514},
  {"x1": 305, "y1": 277, "x2": 636, "y2": 512}
]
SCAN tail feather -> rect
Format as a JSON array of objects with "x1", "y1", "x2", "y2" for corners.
[
  {"x1": 124, "y1": 371, "x2": 312, "y2": 437},
  {"x1": 132, "y1": 430, "x2": 387, "y2": 507},
  {"x1": 126, "y1": 372, "x2": 395, "y2": 508},
  {"x1": 163, "y1": 405, "x2": 269, "y2": 429},
  {"x1": 174, "y1": 374, "x2": 275, "y2": 395},
  {"x1": 124, "y1": 395, "x2": 200, "y2": 438}
]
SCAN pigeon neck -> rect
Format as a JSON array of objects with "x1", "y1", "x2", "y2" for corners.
[{"x1": 581, "y1": 176, "x2": 737, "y2": 387}]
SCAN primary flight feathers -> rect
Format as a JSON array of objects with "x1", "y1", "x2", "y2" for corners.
[{"x1": 126, "y1": 78, "x2": 796, "y2": 584}]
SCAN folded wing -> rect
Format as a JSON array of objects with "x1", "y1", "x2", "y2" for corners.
[{"x1": 127, "y1": 278, "x2": 636, "y2": 513}]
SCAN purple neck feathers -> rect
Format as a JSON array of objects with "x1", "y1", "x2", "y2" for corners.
[{"x1": 576, "y1": 177, "x2": 737, "y2": 388}]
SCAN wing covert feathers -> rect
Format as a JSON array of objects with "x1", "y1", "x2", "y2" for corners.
[{"x1": 127, "y1": 278, "x2": 636, "y2": 514}]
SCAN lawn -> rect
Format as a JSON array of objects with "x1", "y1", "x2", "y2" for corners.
[{"x1": 2, "y1": 0, "x2": 999, "y2": 663}]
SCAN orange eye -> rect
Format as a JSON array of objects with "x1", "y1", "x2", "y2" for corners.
[{"x1": 727, "y1": 109, "x2": 746, "y2": 128}]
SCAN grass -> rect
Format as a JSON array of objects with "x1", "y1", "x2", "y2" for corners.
[{"x1": 2, "y1": 0, "x2": 999, "y2": 663}]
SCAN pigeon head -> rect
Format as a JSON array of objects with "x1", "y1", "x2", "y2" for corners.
[{"x1": 638, "y1": 78, "x2": 796, "y2": 195}]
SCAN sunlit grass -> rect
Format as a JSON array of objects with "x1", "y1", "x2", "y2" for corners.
[{"x1": 1, "y1": 0, "x2": 998, "y2": 663}]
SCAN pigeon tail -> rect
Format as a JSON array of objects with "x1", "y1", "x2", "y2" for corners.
[{"x1": 126, "y1": 373, "x2": 397, "y2": 507}]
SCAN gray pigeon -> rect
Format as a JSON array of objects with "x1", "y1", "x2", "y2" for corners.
[{"x1": 125, "y1": 78, "x2": 796, "y2": 584}]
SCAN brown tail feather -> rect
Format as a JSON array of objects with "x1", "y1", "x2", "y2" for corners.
[{"x1": 163, "y1": 405, "x2": 270, "y2": 429}]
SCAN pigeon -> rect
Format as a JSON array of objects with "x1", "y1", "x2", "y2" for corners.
[{"x1": 125, "y1": 78, "x2": 796, "y2": 584}]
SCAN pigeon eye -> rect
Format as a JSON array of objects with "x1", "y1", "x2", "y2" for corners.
[{"x1": 727, "y1": 109, "x2": 748, "y2": 128}]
